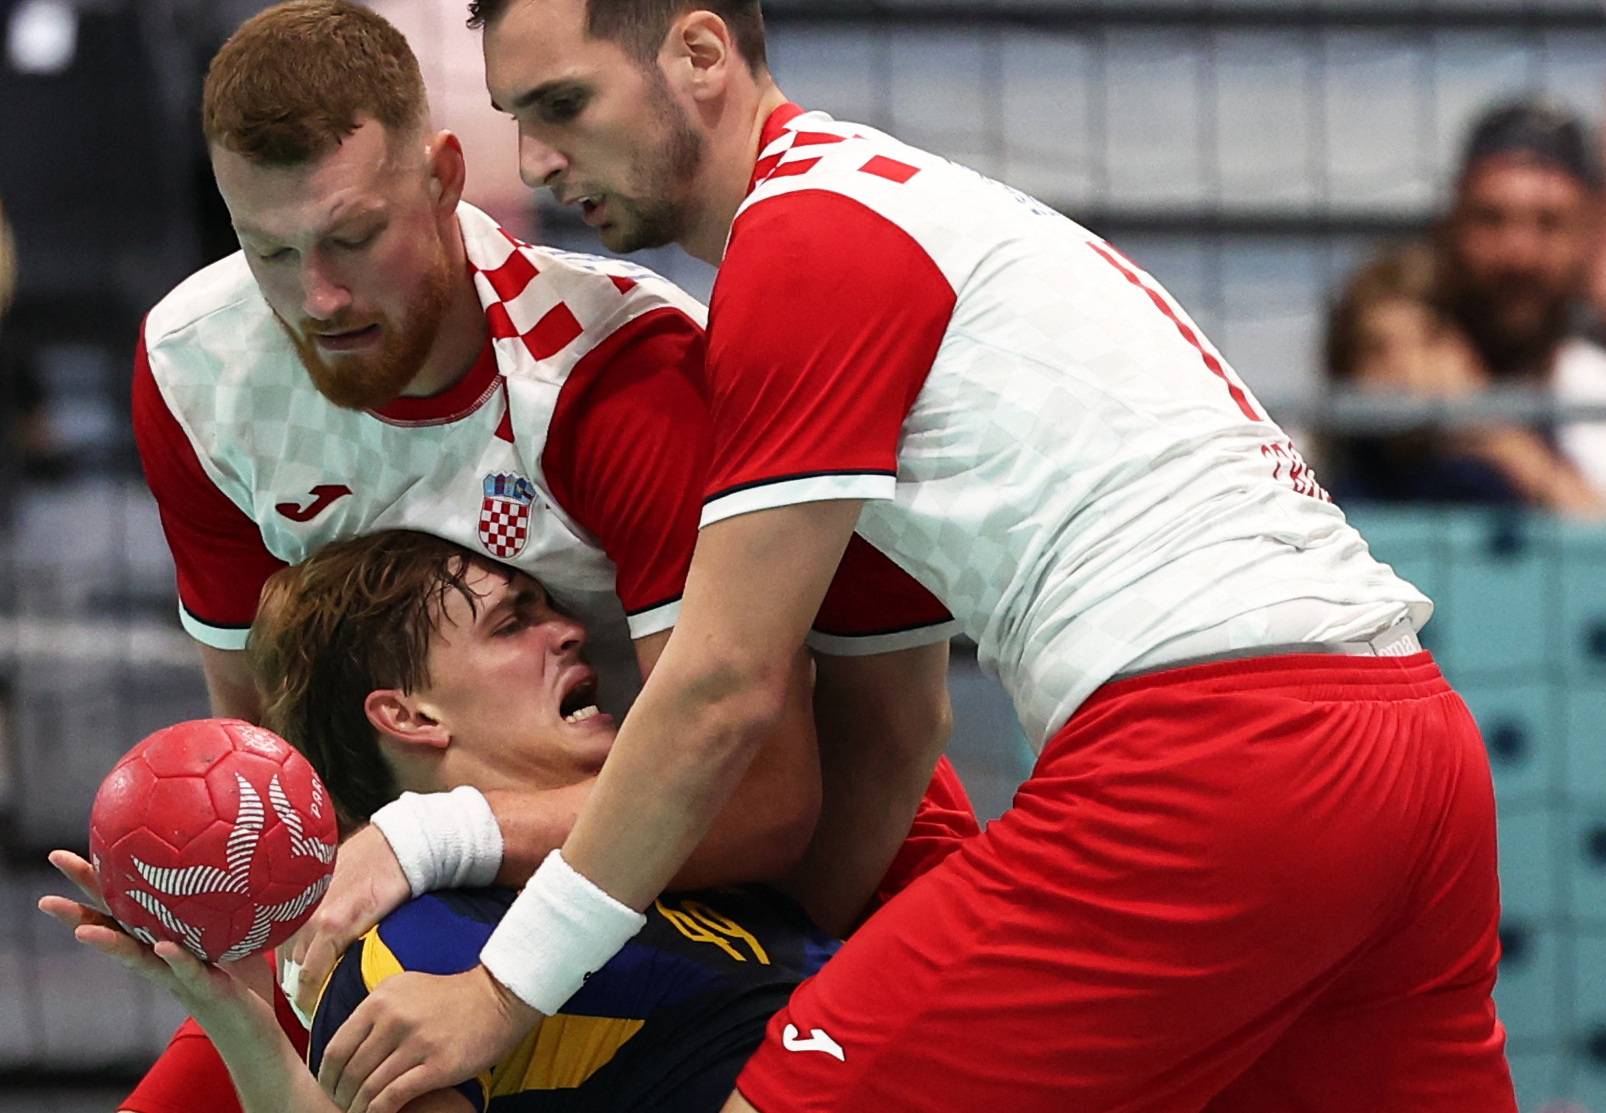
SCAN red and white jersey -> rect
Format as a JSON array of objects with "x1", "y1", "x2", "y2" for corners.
[
  {"x1": 702, "y1": 106, "x2": 1430, "y2": 747},
  {"x1": 136, "y1": 202, "x2": 953, "y2": 703}
]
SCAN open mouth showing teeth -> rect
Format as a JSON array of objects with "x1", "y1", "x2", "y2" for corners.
[{"x1": 560, "y1": 677, "x2": 600, "y2": 724}]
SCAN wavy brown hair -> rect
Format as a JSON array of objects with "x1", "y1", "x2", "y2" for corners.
[
  {"x1": 248, "y1": 532, "x2": 495, "y2": 828},
  {"x1": 203, "y1": 0, "x2": 429, "y2": 165}
]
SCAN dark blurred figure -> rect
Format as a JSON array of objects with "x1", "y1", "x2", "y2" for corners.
[
  {"x1": 1439, "y1": 98, "x2": 1601, "y2": 383},
  {"x1": 0, "y1": 195, "x2": 63, "y2": 492},
  {"x1": 1324, "y1": 240, "x2": 1604, "y2": 516}
]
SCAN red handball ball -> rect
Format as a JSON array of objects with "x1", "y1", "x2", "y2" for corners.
[{"x1": 88, "y1": 718, "x2": 338, "y2": 963}]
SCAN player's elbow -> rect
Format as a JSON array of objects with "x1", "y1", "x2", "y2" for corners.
[{"x1": 665, "y1": 653, "x2": 796, "y2": 786}]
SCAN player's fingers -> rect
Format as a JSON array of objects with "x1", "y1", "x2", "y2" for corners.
[
  {"x1": 361, "y1": 1061, "x2": 437, "y2": 1113},
  {"x1": 37, "y1": 894, "x2": 119, "y2": 933},
  {"x1": 316, "y1": 1006, "x2": 374, "y2": 1100},
  {"x1": 72, "y1": 923, "x2": 169, "y2": 980},
  {"x1": 48, "y1": 849, "x2": 110, "y2": 914},
  {"x1": 331, "y1": 1027, "x2": 400, "y2": 1112},
  {"x1": 153, "y1": 939, "x2": 223, "y2": 992},
  {"x1": 294, "y1": 932, "x2": 341, "y2": 1020},
  {"x1": 347, "y1": 1045, "x2": 426, "y2": 1113}
]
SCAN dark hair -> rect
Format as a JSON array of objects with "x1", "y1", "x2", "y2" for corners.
[
  {"x1": 468, "y1": 0, "x2": 767, "y2": 74},
  {"x1": 247, "y1": 531, "x2": 495, "y2": 828},
  {"x1": 204, "y1": 0, "x2": 429, "y2": 165},
  {"x1": 1460, "y1": 97, "x2": 1601, "y2": 190},
  {"x1": 1325, "y1": 240, "x2": 1446, "y2": 383}
]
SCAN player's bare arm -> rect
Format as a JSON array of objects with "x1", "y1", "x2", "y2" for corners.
[
  {"x1": 315, "y1": 500, "x2": 862, "y2": 1112},
  {"x1": 41, "y1": 853, "x2": 470, "y2": 1113},
  {"x1": 786, "y1": 641, "x2": 954, "y2": 935},
  {"x1": 199, "y1": 646, "x2": 263, "y2": 722}
]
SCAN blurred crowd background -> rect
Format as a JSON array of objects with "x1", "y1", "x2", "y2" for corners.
[{"x1": 4, "y1": 1, "x2": 1606, "y2": 1110}]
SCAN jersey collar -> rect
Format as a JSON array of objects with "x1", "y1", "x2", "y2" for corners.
[
  {"x1": 748, "y1": 102, "x2": 810, "y2": 195},
  {"x1": 370, "y1": 334, "x2": 500, "y2": 426}
]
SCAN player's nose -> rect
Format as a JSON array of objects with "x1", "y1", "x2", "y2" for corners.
[
  {"x1": 546, "y1": 612, "x2": 586, "y2": 657},
  {"x1": 299, "y1": 256, "x2": 351, "y2": 321},
  {"x1": 519, "y1": 131, "x2": 568, "y2": 190}
]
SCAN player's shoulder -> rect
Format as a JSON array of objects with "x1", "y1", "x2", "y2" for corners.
[
  {"x1": 364, "y1": 887, "x2": 514, "y2": 977},
  {"x1": 458, "y1": 202, "x2": 706, "y2": 334},
  {"x1": 143, "y1": 251, "x2": 272, "y2": 355},
  {"x1": 739, "y1": 109, "x2": 961, "y2": 225},
  {"x1": 637, "y1": 885, "x2": 839, "y2": 976},
  {"x1": 733, "y1": 107, "x2": 1091, "y2": 291}
]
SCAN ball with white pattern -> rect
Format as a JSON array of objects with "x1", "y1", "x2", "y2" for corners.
[{"x1": 89, "y1": 719, "x2": 338, "y2": 963}]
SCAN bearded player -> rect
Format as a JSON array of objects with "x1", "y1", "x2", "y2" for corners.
[
  {"x1": 121, "y1": 3, "x2": 974, "y2": 1111},
  {"x1": 321, "y1": 3, "x2": 1516, "y2": 1111}
]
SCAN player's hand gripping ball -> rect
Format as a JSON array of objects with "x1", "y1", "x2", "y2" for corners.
[{"x1": 89, "y1": 719, "x2": 338, "y2": 963}]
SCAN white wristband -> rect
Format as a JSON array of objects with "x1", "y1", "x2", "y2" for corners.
[
  {"x1": 480, "y1": 849, "x2": 647, "y2": 1015},
  {"x1": 369, "y1": 786, "x2": 504, "y2": 897}
]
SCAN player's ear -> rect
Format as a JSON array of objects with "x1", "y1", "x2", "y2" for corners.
[
  {"x1": 365, "y1": 689, "x2": 451, "y2": 751},
  {"x1": 425, "y1": 130, "x2": 466, "y2": 215},
  {"x1": 673, "y1": 10, "x2": 734, "y2": 101}
]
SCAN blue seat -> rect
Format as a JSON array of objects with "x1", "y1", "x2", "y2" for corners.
[
  {"x1": 1557, "y1": 522, "x2": 1606, "y2": 681},
  {"x1": 1494, "y1": 922, "x2": 1563, "y2": 1046},
  {"x1": 1569, "y1": 933, "x2": 1606, "y2": 1112},
  {"x1": 1496, "y1": 810, "x2": 1559, "y2": 925},
  {"x1": 1438, "y1": 510, "x2": 1554, "y2": 680},
  {"x1": 1565, "y1": 810, "x2": 1606, "y2": 932},
  {"x1": 1505, "y1": 1050, "x2": 1565, "y2": 1112},
  {"x1": 1456, "y1": 681, "x2": 1557, "y2": 812},
  {"x1": 1561, "y1": 686, "x2": 1606, "y2": 810}
]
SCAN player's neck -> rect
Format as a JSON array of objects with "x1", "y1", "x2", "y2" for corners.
[
  {"x1": 402, "y1": 220, "x2": 489, "y2": 398},
  {"x1": 680, "y1": 80, "x2": 790, "y2": 265}
]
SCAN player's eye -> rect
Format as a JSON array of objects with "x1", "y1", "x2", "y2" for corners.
[
  {"x1": 333, "y1": 228, "x2": 380, "y2": 251},
  {"x1": 256, "y1": 247, "x2": 292, "y2": 263},
  {"x1": 542, "y1": 94, "x2": 587, "y2": 123}
]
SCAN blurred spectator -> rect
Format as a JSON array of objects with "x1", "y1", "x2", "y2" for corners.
[
  {"x1": 1439, "y1": 98, "x2": 1601, "y2": 384},
  {"x1": 0, "y1": 194, "x2": 62, "y2": 486},
  {"x1": 1551, "y1": 107, "x2": 1606, "y2": 494},
  {"x1": 0, "y1": 195, "x2": 13, "y2": 315},
  {"x1": 1324, "y1": 240, "x2": 1605, "y2": 515}
]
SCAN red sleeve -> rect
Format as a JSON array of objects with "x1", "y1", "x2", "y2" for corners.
[
  {"x1": 701, "y1": 191, "x2": 955, "y2": 524},
  {"x1": 132, "y1": 324, "x2": 285, "y2": 642},
  {"x1": 858, "y1": 755, "x2": 980, "y2": 927},
  {"x1": 120, "y1": 960, "x2": 307, "y2": 1113},
  {"x1": 542, "y1": 307, "x2": 710, "y2": 630},
  {"x1": 810, "y1": 534, "x2": 957, "y2": 653}
]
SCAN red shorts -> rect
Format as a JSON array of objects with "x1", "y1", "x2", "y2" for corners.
[{"x1": 737, "y1": 652, "x2": 1516, "y2": 1113}]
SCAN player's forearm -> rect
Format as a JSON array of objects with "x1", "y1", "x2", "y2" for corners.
[
  {"x1": 666, "y1": 650, "x2": 821, "y2": 890},
  {"x1": 188, "y1": 1001, "x2": 330, "y2": 1113},
  {"x1": 484, "y1": 781, "x2": 594, "y2": 887}
]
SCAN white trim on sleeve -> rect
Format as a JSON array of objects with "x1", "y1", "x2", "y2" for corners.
[
  {"x1": 700, "y1": 471, "x2": 896, "y2": 530},
  {"x1": 625, "y1": 598, "x2": 682, "y2": 640},
  {"x1": 179, "y1": 604, "x2": 251, "y2": 651},
  {"x1": 807, "y1": 618, "x2": 964, "y2": 658}
]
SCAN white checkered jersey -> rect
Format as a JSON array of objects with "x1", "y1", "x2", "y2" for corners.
[
  {"x1": 135, "y1": 203, "x2": 723, "y2": 703},
  {"x1": 701, "y1": 106, "x2": 1431, "y2": 748},
  {"x1": 135, "y1": 203, "x2": 952, "y2": 702}
]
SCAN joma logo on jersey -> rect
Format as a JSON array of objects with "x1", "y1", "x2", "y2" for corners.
[{"x1": 479, "y1": 473, "x2": 537, "y2": 558}]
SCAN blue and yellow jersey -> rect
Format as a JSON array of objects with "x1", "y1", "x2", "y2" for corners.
[{"x1": 307, "y1": 886, "x2": 838, "y2": 1111}]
